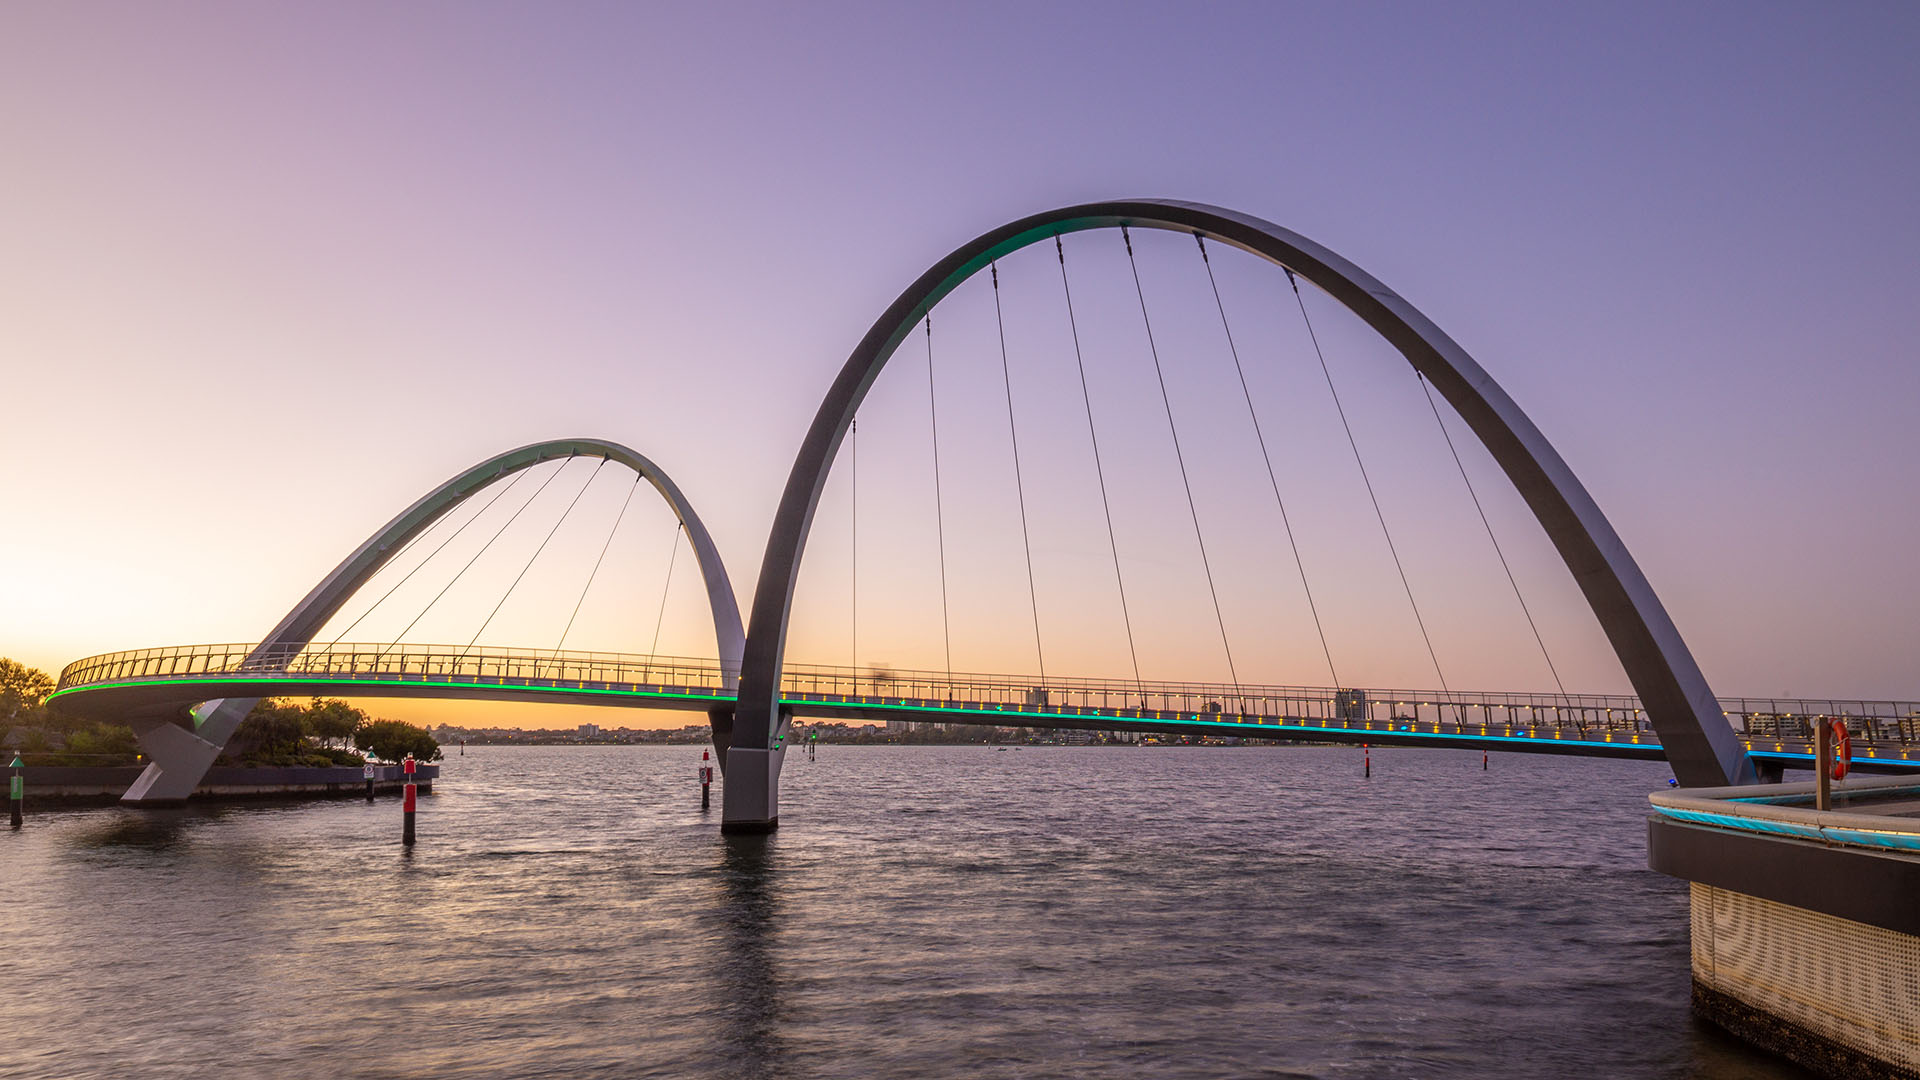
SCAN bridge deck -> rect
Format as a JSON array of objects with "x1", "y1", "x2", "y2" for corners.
[{"x1": 49, "y1": 643, "x2": 1920, "y2": 773}]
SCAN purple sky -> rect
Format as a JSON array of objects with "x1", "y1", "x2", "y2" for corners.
[{"x1": 3, "y1": 2, "x2": 1915, "y2": 727}]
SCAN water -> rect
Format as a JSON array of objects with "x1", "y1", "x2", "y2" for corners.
[{"x1": 0, "y1": 745, "x2": 1807, "y2": 1079}]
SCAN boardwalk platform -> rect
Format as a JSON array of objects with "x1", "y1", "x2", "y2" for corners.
[{"x1": 1651, "y1": 776, "x2": 1920, "y2": 1078}]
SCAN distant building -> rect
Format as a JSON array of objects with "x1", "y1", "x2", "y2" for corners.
[{"x1": 579, "y1": 723, "x2": 601, "y2": 738}]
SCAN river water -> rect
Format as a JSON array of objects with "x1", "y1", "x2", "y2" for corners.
[{"x1": 0, "y1": 745, "x2": 1805, "y2": 1079}]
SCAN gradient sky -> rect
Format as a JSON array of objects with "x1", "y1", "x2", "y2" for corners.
[{"x1": 3, "y1": 1, "x2": 1915, "y2": 729}]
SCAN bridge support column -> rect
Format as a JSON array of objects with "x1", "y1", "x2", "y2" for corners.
[
  {"x1": 721, "y1": 707, "x2": 789, "y2": 833},
  {"x1": 706, "y1": 705, "x2": 735, "y2": 775},
  {"x1": 720, "y1": 747, "x2": 785, "y2": 832},
  {"x1": 121, "y1": 698, "x2": 254, "y2": 805}
]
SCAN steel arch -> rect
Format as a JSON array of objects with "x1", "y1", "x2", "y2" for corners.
[
  {"x1": 123, "y1": 436, "x2": 744, "y2": 802},
  {"x1": 730, "y1": 199, "x2": 1755, "y2": 810}
]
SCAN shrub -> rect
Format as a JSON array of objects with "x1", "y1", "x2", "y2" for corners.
[{"x1": 354, "y1": 719, "x2": 441, "y2": 763}]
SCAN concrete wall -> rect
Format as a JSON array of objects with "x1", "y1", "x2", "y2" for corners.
[{"x1": 16, "y1": 764, "x2": 441, "y2": 804}]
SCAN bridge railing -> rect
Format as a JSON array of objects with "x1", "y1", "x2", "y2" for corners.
[
  {"x1": 55, "y1": 642, "x2": 741, "y2": 697},
  {"x1": 774, "y1": 658, "x2": 1661, "y2": 729},
  {"x1": 52, "y1": 643, "x2": 1920, "y2": 744}
]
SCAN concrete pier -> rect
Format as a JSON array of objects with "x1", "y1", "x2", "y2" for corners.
[
  {"x1": 1650, "y1": 775, "x2": 1920, "y2": 1078},
  {"x1": 14, "y1": 763, "x2": 440, "y2": 805}
]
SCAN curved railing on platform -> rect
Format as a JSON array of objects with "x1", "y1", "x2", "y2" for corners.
[
  {"x1": 1651, "y1": 776, "x2": 1920, "y2": 854},
  {"x1": 52, "y1": 642, "x2": 1920, "y2": 746}
]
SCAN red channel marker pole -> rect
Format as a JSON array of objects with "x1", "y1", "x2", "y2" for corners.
[
  {"x1": 1364, "y1": 743, "x2": 1371, "y2": 779},
  {"x1": 700, "y1": 750, "x2": 713, "y2": 811},
  {"x1": 402, "y1": 753, "x2": 417, "y2": 845}
]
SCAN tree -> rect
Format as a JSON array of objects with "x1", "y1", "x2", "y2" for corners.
[
  {"x1": 354, "y1": 719, "x2": 441, "y2": 763},
  {"x1": 1, "y1": 659, "x2": 55, "y2": 720},
  {"x1": 236, "y1": 699, "x2": 307, "y2": 759},
  {"x1": 301, "y1": 698, "x2": 365, "y2": 749}
]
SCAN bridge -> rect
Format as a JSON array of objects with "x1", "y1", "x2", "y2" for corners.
[
  {"x1": 50, "y1": 198, "x2": 1915, "y2": 829},
  {"x1": 51, "y1": 641, "x2": 1920, "y2": 776}
]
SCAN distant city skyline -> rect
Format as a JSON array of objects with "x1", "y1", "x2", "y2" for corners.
[{"x1": 4, "y1": 2, "x2": 1916, "y2": 728}]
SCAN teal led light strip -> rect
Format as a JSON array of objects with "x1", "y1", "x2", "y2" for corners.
[
  {"x1": 53, "y1": 673, "x2": 1920, "y2": 769},
  {"x1": 51, "y1": 675, "x2": 1648, "y2": 748},
  {"x1": 1652, "y1": 803, "x2": 1920, "y2": 854},
  {"x1": 784, "y1": 697, "x2": 1666, "y2": 751}
]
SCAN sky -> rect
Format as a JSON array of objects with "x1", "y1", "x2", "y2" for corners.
[{"x1": 2, "y1": 1, "x2": 1916, "y2": 729}]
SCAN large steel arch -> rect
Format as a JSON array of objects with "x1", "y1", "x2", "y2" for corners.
[
  {"x1": 124, "y1": 436, "x2": 744, "y2": 803},
  {"x1": 724, "y1": 199, "x2": 1754, "y2": 828}
]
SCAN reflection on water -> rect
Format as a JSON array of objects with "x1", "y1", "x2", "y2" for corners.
[
  {"x1": 713, "y1": 835, "x2": 785, "y2": 1078},
  {"x1": 0, "y1": 746, "x2": 1807, "y2": 1079},
  {"x1": 63, "y1": 807, "x2": 200, "y2": 851}
]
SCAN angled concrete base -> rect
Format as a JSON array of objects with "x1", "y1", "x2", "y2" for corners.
[
  {"x1": 122, "y1": 698, "x2": 254, "y2": 805},
  {"x1": 720, "y1": 746, "x2": 785, "y2": 833}
]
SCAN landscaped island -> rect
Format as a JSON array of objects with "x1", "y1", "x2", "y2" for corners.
[{"x1": 3, "y1": 656, "x2": 439, "y2": 778}]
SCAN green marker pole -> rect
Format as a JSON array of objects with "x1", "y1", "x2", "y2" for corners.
[{"x1": 10, "y1": 754, "x2": 23, "y2": 828}]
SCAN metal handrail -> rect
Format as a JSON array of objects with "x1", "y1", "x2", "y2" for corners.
[{"x1": 52, "y1": 642, "x2": 1920, "y2": 741}]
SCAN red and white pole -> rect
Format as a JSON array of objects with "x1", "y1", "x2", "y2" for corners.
[
  {"x1": 1364, "y1": 743, "x2": 1371, "y2": 779},
  {"x1": 700, "y1": 749, "x2": 713, "y2": 811},
  {"x1": 402, "y1": 753, "x2": 417, "y2": 845}
]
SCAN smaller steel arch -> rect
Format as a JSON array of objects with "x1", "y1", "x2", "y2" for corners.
[{"x1": 122, "y1": 437, "x2": 743, "y2": 803}]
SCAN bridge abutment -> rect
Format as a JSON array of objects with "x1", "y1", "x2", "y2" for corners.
[{"x1": 122, "y1": 698, "x2": 253, "y2": 805}]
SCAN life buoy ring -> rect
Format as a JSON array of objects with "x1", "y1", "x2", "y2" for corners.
[{"x1": 1833, "y1": 724, "x2": 1852, "y2": 781}]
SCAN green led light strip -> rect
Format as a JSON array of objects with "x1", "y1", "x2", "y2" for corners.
[
  {"x1": 49, "y1": 675, "x2": 732, "y2": 706},
  {"x1": 62, "y1": 673, "x2": 1918, "y2": 767},
  {"x1": 52, "y1": 674, "x2": 1643, "y2": 746}
]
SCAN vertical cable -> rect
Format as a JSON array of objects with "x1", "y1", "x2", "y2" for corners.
[
  {"x1": 1286, "y1": 269, "x2": 1451, "y2": 697},
  {"x1": 850, "y1": 417, "x2": 858, "y2": 673},
  {"x1": 1416, "y1": 372, "x2": 1569, "y2": 699},
  {"x1": 1197, "y1": 234, "x2": 1340, "y2": 688},
  {"x1": 554, "y1": 472, "x2": 642, "y2": 657},
  {"x1": 925, "y1": 316, "x2": 954, "y2": 680},
  {"x1": 991, "y1": 262, "x2": 1048, "y2": 685},
  {"x1": 651, "y1": 522, "x2": 685, "y2": 658},
  {"x1": 327, "y1": 465, "x2": 537, "y2": 649},
  {"x1": 1056, "y1": 235, "x2": 1144, "y2": 691},
  {"x1": 460, "y1": 458, "x2": 606, "y2": 659},
  {"x1": 1124, "y1": 226, "x2": 1241, "y2": 692},
  {"x1": 378, "y1": 456, "x2": 574, "y2": 657}
]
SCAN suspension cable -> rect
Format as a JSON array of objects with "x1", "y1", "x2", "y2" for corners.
[
  {"x1": 651, "y1": 521, "x2": 685, "y2": 657},
  {"x1": 1286, "y1": 268, "x2": 1452, "y2": 698},
  {"x1": 925, "y1": 316, "x2": 954, "y2": 681},
  {"x1": 460, "y1": 457, "x2": 606, "y2": 659},
  {"x1": 851, "y1": 417, "x2": 858, "y2": 672},
  {"x1": 1197, "y1": 235, "x2": 1340, "y2": 688},
  {"x1": 378, "y1": 456, "x2": 575, "y2": 657},
  {"x1": 1416, "y1": 372, "x2": 1569, "y2": 699},
  {"x1": 553, "y1": 472, "x2": 642, "y2": 658},
  {"x1": 1124, "y1": 226, "x2": 1241, "y2": 693},
  {"x1": 991, "y1": 261, "x2": 1048, "y2": 685},
  {"x1": 1057, "y1": 235, "x2": 1144, "y2": 691},
  {"x1": 326, "y1": 464, "x2": 537, "y2": 650}
]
